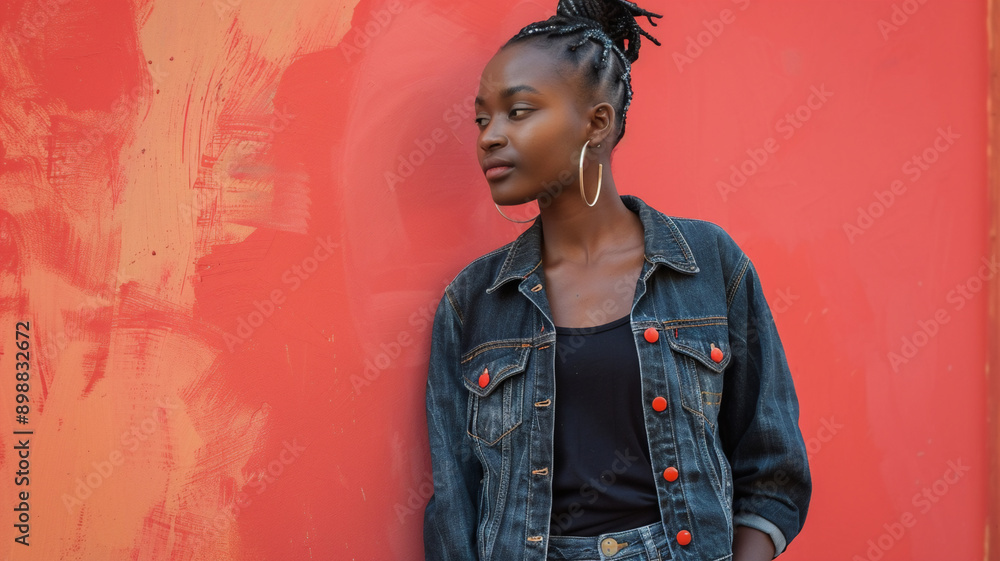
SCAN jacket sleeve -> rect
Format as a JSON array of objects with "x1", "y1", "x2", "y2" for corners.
[
  {"x1": 423, "y1": 287, "x2": 482, "y2": 560},
  {"x1": 719, "y1": 254, "x2": 811, "y2": 558}
]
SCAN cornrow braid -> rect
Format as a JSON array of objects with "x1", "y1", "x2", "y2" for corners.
[{"x1": 502, "y1": 0, "x2": 663, "y2": 145}]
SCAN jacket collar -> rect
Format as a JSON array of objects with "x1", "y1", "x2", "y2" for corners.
[{"x1": 486, "y1": 194, "x2": 699, "y2": 294}]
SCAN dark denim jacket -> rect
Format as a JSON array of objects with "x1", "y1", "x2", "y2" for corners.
[{"x1": 423, "y1": 194, "x2": 810, "y2": 561}]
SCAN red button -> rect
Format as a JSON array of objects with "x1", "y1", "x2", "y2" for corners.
[
  {"x1": 663, "y1": 467, "x2": 678, "y2": 482},
  {"x1": 711, "y1": 346, "x2": 723, "y2": 363},
  {"x1": 478, "y1": 367, "x2": 490, "y2": 388},
  {"x1": 676, "y1": 530, "x2": 691, "y2": 545},
  {"x1": 644, "y1": 328, "x2": 659, "y2": 343},
  {"x1": 651, "y1": 396, "x2": 667, "y2": 411}
]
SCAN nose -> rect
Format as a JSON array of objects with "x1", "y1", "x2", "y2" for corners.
[{"x1": 478, "y1": 117, "x2": 507, "y2": 153}]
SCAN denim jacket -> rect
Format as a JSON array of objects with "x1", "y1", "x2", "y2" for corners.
[{"x1": 423, "y1": 194, "x2": 810, "y2": 561}]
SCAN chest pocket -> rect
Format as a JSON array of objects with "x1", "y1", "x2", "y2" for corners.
[
  {"x1": 665, "y1": 318, "x2": 731, "y2": 430},
  {"x1": 461, "y1": 342, "x2": 531, "y2": 446}
]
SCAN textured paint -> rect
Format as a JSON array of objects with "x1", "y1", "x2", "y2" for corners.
[{"x1": 0, "y1": 1, "x2": 989, "y2": 560}]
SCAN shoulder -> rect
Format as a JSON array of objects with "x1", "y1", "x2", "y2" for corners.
[
  {"x1": 676, "y1": 216, "x2": 747, "y2": 261},
  {"x1": 647, "y1": 202, "x2": 748, "y2": 269},
  {"x1": 449, "y1": 239, "x2": 513, "y2": 289},
  {"x1": 671, "y1": 215, "x2": 738, "y2": 245},
  {"x1": 438, "y1": 239, "x2": 515, "y2": 316},
  {"x1": 642, "y1": 203, "x2": 753, "y2": 299}
]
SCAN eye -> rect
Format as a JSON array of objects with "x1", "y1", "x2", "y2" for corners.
[{"x1": 474, "y1": 107, "x2": 533, "y2": 129}]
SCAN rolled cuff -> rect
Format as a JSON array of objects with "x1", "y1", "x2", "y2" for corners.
[{"x1": 733, "y1": 512, "x2": 787, "y2": 558}]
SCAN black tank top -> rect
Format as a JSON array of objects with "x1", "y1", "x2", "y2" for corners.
[{"x1": 549, "y1": 314, "x2": 662, "y2": 536}]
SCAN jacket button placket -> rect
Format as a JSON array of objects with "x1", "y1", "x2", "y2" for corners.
[
  {"x1": 642, "y1": 322, "x2": 692, "y2": 552},
  {"x1": 521, "y1": 278, "x2": 557, "y2": 557},
  {"x1": 531, "y1": 322, "x2": 556, "y2": 554}
]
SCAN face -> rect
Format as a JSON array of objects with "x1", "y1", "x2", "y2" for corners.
[{"x1": 475, "y1": 43, "x2": 598, "y2": 206}]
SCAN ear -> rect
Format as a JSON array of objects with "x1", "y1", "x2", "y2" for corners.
[{"x1": 587, "y1": 102, "x2": 617, "y2": 147}]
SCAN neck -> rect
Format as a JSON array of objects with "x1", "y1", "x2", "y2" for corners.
[{"x1": 537, "y1": 171, "x2": 641, "y2": 266}]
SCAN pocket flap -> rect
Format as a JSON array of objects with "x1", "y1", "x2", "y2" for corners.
[
  {"x1": 461, "y1": 342, "x2": 531, "y2": 397},
  {"x1": 665, "y1": 320, "x2": 731, "y2": 373}
]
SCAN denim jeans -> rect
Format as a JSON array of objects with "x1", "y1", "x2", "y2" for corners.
[{"x1": 546, "y1": 520, "x2": 671, "y2": 561}]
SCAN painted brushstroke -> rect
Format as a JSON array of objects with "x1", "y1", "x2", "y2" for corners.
[{"x1": 0, "y1": 0, "x2": 991, "y2": 560}]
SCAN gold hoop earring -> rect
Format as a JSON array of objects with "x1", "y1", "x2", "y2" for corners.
[
  {"x1": 494, "y1": 202, "x2": 538, "y2": 223},
  {"x1": 579, "y1": 139, "x2": 603, "y2": 207}
]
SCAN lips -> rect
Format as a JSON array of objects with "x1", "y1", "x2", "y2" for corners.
[
  {"x1": 482, "y1": 157, "x2": 514, "y2": 180},
  {"x1": 485, "y1": 165, "x2": 513, "y2": 180}
]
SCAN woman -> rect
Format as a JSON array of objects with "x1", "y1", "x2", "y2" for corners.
[{"x1": 423, "y1": 1, "x2": 811, "y2": 560}]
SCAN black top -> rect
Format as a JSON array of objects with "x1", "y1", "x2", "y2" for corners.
[{"x1": 549, "y1": 314, "x2": 662, "y2": 536}]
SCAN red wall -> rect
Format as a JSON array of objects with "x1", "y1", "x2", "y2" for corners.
[{"x1": 0, "y1": 1, "x2": 989, "y2": 560}]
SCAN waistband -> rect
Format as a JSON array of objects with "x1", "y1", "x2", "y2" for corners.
[{"x1": 546, "y1": 520, "x2": 671, "y2": 561}]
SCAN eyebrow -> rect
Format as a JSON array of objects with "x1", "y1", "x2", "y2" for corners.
[{"x1": 474, "y1": 84, "x2": 542, "y2": 106}]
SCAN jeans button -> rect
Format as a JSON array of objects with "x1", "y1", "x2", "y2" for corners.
[{"x1": 601, "y1": 537, "x2": 627, "y2": 556}]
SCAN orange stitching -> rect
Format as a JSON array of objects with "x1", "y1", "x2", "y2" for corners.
[
  {"x1": 467, "y1": 421, "x2": 522, "y2": 445},
  {"x1": 665, "y1": 321, "x2": 728, "y2": 329},
  {"x1": 662, "y1": 316, "x2": 727, "y2": 326},
  {"x1": 461, "y1": 342, "x2": 529, "y2": 363},
  {"x1": 681, "y1": 404, "x2": 715, "y2": 431}
]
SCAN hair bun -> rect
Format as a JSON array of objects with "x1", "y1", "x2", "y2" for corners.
[{"x1": 555, "y1": 0, "x2": 663, "y2": 63}]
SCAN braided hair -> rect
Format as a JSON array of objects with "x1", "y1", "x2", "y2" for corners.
[{"x1": 502, "y1": 0, "x2": 663, "y2": 146}]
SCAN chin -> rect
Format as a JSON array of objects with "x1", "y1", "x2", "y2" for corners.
[{"x1": 489, "y1": 189, "x2": 536, "y2": 207}]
